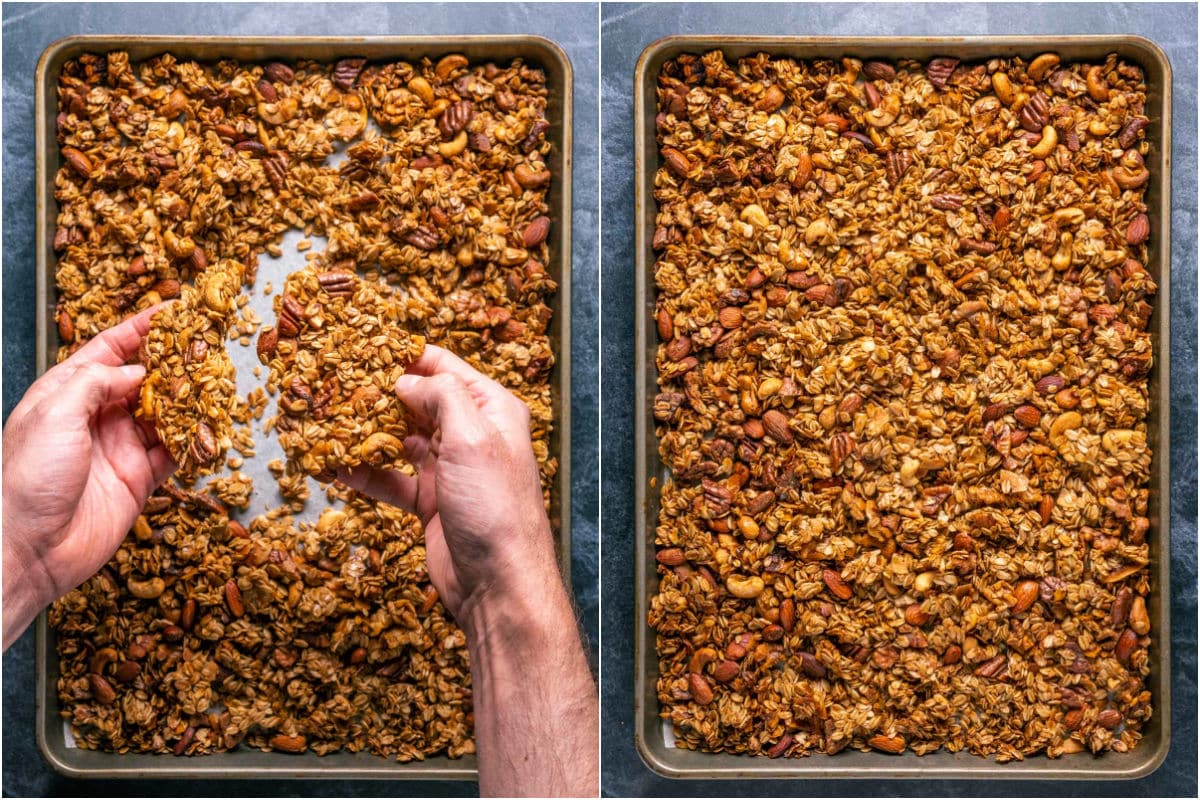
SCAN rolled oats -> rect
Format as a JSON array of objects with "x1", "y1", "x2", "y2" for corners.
[{"x1": 650, "y1": 50, "x2": 1155, "y2": 762}]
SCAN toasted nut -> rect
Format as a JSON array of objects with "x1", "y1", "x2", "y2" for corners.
[
  {"x1": 1115, "y1": 628, "x2": 1138, "y2": 666},
  {"x1": 270, "y1": 733, "x2": 308, "y2": 753},
  {"x1": 1126, "y1": 213, "x2": 1150, "y2": 245},
  {"x1": 822, "y1": 569, "x2": 853, "y2": 600},
  {"x1": 224, "y1": 578, "x2": 245, "y2": 618},
  {"x1": 712, "y1": 660, "x2": 740, "y2": 683},
  {"x1": 1097, "y1": 709, "x2": 1123, "y2": 729},
  {"x1": 661, "y1": 146, "x2": 691, "y2": 178},
  {"x1": 736, "y1": 515, "x2": 760, "y2": 540},
  {"x1": 1086, "y1": 66, "x2": 1110, "y2": 102},
  {"x1": 61, "y1": 146, "x2": 93, "y2": 177},
  {"x1": 726, "y1": 575, "x2": 765, "y2": 599},
  {"x1": 127, "y1": 576, "x2": 165, "y2": 599},
  {"x1": 656, "y1": 547, "x2": 686, "y2": 566},
  {"x1": 1013, "y1": 404, "x2": 1042, "y2": 428},
  {"x1": 656, "y1": 308, "x2": 674, "y2": 341},
  {"x1": 991, "y1": 72, "x2": 1016, "y2": 105},
  {"x1": 1129, "y1": 596, "x2": 1150, "y2": 635},
  {"x1": 913, "y1": 571, "x2": 936, "y2": 594},
  {"x1": 434, "y1": 54, "x2": 469, "y2": 82},
  {"x1": 942, "y1": 645, "x2": 962, "y2": 665},
  {"x1": 863, "y1": 61, "x2": 896, "y2": 81},
  {"x1": 798, "y1": 651, "x2": 826, "y2": 679},
  {"x1": 1036, "y1": 375, "x2": 1067, "y2": 395},
  {"x1": 905, "y1": 603, "x2": 930, "y2": 626},
  {"x1": 438, "y1": 130, "x2": 468, "y2": 158},
  {"x1": 868, "y1": 734, "x2": 905, "y2": 754},
  {"x1": 689, "y1": 672, "x2": 714, "y2": 705},
  {"x1": 761, "y1": 410, "x2": 793, "y2": 444},
  {"x1": 1012, "y1": 580, "x2": 1040, "y2": 614},
  {"x1": 407, "y1": 76, "x2": 435, "y2": 106},
  {"x1": 864, "y1": 94, "x2": 900, "y2": 127},
  {"x1": 1028, "y1": 53, "x2": 1061, "y2": 82},
  {"x1": 522, "y1": 216, "x2": 551, "y2": 247},
  {"x1": 1031, "y1": 125, "x2": 1058, "y2": 159},
  {"x1": 1110, "y1": 586, "x2": 1134, "y2": 626},
  {"x1": 754, "y1": 85, "x2": 786, "y2": 112},
  {"x1": 513, "y1": 163, "x2": 551, "y2": 189},
  {"x1": 688, "y1": 647, "x2": 717, "y2": 675},
  {"x1": 740, "y1": 203, "x2": 770, "y2": 228},
  {"x1": 89, "y1": 674, "x2": 117, "y2": 705}
]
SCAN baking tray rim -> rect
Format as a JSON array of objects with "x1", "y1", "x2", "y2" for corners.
[
  {"x1": 34, "y1": 33, "x2": 574, "y2": 780},
  {"x1": 633, "y1": 34, "x2": 1172, "y2": 781}
]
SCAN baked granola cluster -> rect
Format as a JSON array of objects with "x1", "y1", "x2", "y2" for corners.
[
  {"x1": 50, "y1": 50, "x2": 558, "y2": 761},
  {"x1": 650, "y1": 51, "x2": 1155, "y2": 762},
  {"x1": 263, "y1": 267, "x2": 426, "y2": 479},
  {"x1": 138, "y1": 258, "x2": 244, "y2": 478}
]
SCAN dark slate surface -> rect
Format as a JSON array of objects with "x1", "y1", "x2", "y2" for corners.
[
  {"x1": 1, "y1": 3, "x2": 598, "y2": 795},
  {"x1": 600, "y1": 3, "x2": 1197, "y2": 796}
]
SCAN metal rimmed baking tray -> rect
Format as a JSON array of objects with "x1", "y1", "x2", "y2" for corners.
[
  {"x1": 34, "y1": 34, "x2": 572, "y2": 780},
  {"x1": 634, "y1": 35, "x2": 1171, "y2": 781}
]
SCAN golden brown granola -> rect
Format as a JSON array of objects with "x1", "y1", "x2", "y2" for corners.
[
  {"x1": 262, "y1": 267, "x2": 425, "y2": 480},
  {"x1": 650, "y1": 50, "x2": 1155, "y2": 763},
  {"x1": 137, "y1": 259, "x2": 245, "y2": 478},
  {"x1": 50, "y1": 49, "x2": 558, "y2": 762}
]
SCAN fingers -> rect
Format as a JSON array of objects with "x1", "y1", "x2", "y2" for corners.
[
  {"x1": 54, "y1": 364, "x2": 147, "y2": 425},
  {"x1": 337, "y1": 465, "x2": 420, "y2": 513},
  {"x1": 405, "y1": 345, "x2": 514, "y2": 405},
  {"x1": 395, "y1": 372, "x2": 490, "y2": 440},
  {"x1": 147, "y1": 444, "x2": 176, "y2": 487},
  {"x1": 71, "y1": 304, "x2": 164, "y2": 367}
]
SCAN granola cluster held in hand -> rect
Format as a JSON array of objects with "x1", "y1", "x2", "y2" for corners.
[
  {"x1": 262, "y1": 268, "x2": 426, "y2": 479},
  {"x1": 138, "y1": 259, "x2": 245, "y2": 478},
  {"x1": 650, "y1": 50, "x2": 1155, "y2": 762}
]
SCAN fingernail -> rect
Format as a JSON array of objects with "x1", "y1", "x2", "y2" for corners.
[
  {"x1": 395, "y1": 374, "x2": 419, "y2": 394},
  {"x1": 119, "y1": 364, "x2": 146, "y2": 380}
]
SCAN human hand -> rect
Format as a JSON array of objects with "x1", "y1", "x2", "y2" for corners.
[
  {"x1": 339, "y1": 345, "x2": 558, "y2": 628},
  {"x1": 3, "y1": 306, "x2": 175, "y2": 649}
]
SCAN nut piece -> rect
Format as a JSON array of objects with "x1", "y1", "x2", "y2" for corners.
[
  {"x1": 1115, "y1": 628, "x2": 1138, "y2": 666},
  {"x1": 1012, "y1": 580, "x2": 1040, "y2": 614},
  {"x1": 726, "y1": 575, "x2": 765, "y2": 599},
  {"x1": 270, "y1": 734, "x2": 308, "y2": 754},
  {"x1": 224, "y1": 578, "x2": 245, "y2": 618},
  {"x1": 761, "y1": 410, "x2": 793, "y2": 444},
  {"x1": 1126, "y1": 213, "x2": 1150, "y2": 246},
  {"x1": 689, "y1": 672, "x2": 714, "y2": 705},
  {"x1": 822, "y1": 569, "x2": 853, "y2": 600},
  {"x1": 1129, "y1": 596, "x2": 1150, "y2": 635},
  {"x1": 1028, "y1": 53, "x2": 1061, "y2": 81},
  {"x1": 522, "y1": 216, "x2": 551, "y2": 247},
  {"x1": 868, "y1": 734, "x2": 906, "y2": 754},
  {"x1": 332, "y1": 58, "x2": 367, "y2": 91}
]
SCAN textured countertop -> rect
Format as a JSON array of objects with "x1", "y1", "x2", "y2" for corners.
[
  {"x1": 600, "y1": 3, "x2": 1197, "y2": 796},
  {"x1": 1, "y1": 3, "x2": 598, "y2": 795}
]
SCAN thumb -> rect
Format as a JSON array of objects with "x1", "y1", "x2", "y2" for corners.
[{"x1": 54, "y1": 363, "x2": 146, "y2": 422}]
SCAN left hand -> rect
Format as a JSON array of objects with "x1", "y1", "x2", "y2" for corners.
[{"x1": 3, "y1": 306, "x2": 175, "y2": 649}]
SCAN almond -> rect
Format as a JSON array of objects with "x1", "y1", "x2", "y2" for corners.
[
  {"x1": 779, "y1": 598, "x2": 796, "y2": 632},
  {"x1": 762, "y1": 623, "x2": 784, "y2": 642},
  {"x1": 868, "y1": 734, "x2": 906, "y2": 754},
  {"x1": 665, "y1": 336, "x2": 692, "y2": 361},
  {"x1": 798, "y1": 651, "x2": 826, "y2": 679},
  {"x1": 761, "y1": 410, "x2": 793, "y2": 444},
  {"x1": 89, "y1": 674, "x2": 116, "y2": 705},
  {"x1": 905, "y1": 603, "x2": 930, "y2": 626},
  {"x1": 61, "y1": 146, "x2": 93, "y2": 177},
  {"x1": 689, "y1": 672, "x2": 714, "y2": 705},
  {"x1": 656, "y1": 308, "x2": 674, "y2": 341},
  {"x1": 113, "y1": 661, "x2": 141, "y2": 684},
  {"x1": 224, "y1": 578, "x2": 245, "y2": 618},
  {"x1": 1055, "y1": 388, "x2": 1080, "y2": 409},
  {"x1": 712, "y1": 660, "x2": 740, "y2": 683},
  {"x1": 822, "y1": 568, "x2": 852, "y2": 601},
  {"x1": 1012, "y1": 579, "x2": 1040, "y2": 614},
  {"x1": 1126, "y1": 213, "x2": 1150, "y2": 245},
  {"x1": 942, "y1": 644, "x2": 962, "y2": 665},
  {"x1": 1115, "y1": 627, "x2": 1138, "y2": 666},
  {"x1": 1035, "y1": 375, "x2": 1066, "y2": 395},
  {"x1": 522, "y1": 215, "x2": 551, "y2": 247},
  {"x1": 1097, "y1": 709, "x2": 1123, "y2": 729},
  {"x1": 983, "y1": 402, "x2": 1011, "y2": 422},
  {"x1": 1109, "y1": 586, "x2": 1133, "y2": 627},
  {"x1": 656, "y1": 547, "x2": 686, "y2": 566},
  {"x1": 718, "y1": 306, "x2": 744, "y2": 329},
  {"x1": 1013, "y1": 404, "x2": 1042, "y2": 428},
  {"x1": 1064, "y1": 708, "x2": 1084, "y2": 730},
  {"x1": 661, "y1": 146, "x2": 691, "y2": 178},
  {"x1": 270, "y1": 733, "x2": 308, "y2": 753},
  {"x1": 766, "y1": 734, "x2": 794, "y2": 758}
]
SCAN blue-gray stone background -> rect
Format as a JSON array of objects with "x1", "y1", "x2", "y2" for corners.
[
  {"x1": 600, "y1": 2, "x2": 1196, "y2": 796},
  {"x1": 2, "y1": 3, "x2": 598, "y2": 795}
]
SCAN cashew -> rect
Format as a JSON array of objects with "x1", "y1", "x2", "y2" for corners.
[
  {"x1": 133, "y1": 514, "x2": 153, "y2": 542},
  {"x1": 913, "y1": 571, "x2": 937, "y2": 594},
  {"x1": 1052, "y1": 208, "x2": 1086, "y2": 227},
  {"x1": 991, "y1": 72, "x2": 1016, "y2": 106},
  {"x1": 1030, "y1": 125, "x2": 1058, "y2": 159},
  {"x1": 736, "y1": 515, "x2": 760, "y2": 540},
  {"x1": 360, "y1": 432, "x2": 403, "y2": 465},
  {"x1": 407, "y1": 76, "x2": 434, "y2": 106},
  {"x1": 434, "y1": 54, "x2": 469, "y2": 82},
  {"x1": 688, "y1": 646, "x2": 718, "y2": 675},
  {"x1": 127, "y1": 576, "x2": 166, "y2": 600},
  {"x1": 1051, "y1": 232, "x2": 1074, "y2": 271},
  {"x1": 757, "y1": 377, "x2": 782, "y2": 399},
  {"x1": 438, "y1": 130, "x2": 468, "y2": 158},
  {"x1": 805, "y1": 218, "x2": 833, "y2": 245},
  {"x1": 1088, "y1": 119, "x2": 1111, "y2": 137},
  {"x1": 740, "y1": 203, "x2": 770, "y2": 228},
  {"x1": 726, "y1": 575, "x2": 765, "y2": 599},
  {"x1": 316, "y1": 508, "x2": 346, "y2": 534},
  {"x1": 257, "y1": 97, "x2": 298, "y2": 126},
  {"x1": 1086, "y1": 65, "x2": 1110, "y2": 102},
  {"x1": 1113, "y1": 162, "x2": 1150, "y2": 189},
  {"x1": 1049, "y1": 411, "x2": 1083, "y2": 450},
  {"x1": 864, "y1": 94, "x2": 900, "y2": 127},
  {"x1": 1028, "y1": 53, "x2": 1061, "y2": 82}
]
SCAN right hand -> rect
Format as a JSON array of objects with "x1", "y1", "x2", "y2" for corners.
[{"x1": 339, "y1": 345, "x2": 558, "y2": 626}]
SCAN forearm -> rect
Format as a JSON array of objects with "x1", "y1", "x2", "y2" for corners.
[
  {"x1": 463, "y1": 570, "x2": 598, "y2": 798},
  {"x1": 2, "y1": 514, "x2": 54, "y2": 650}
]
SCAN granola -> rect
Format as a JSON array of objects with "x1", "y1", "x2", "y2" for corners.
[
  {"x1": 263, "y1": 268, "x2": 425, "y2": 480},
  {"x1": 650, "y1": 51, "x2": 1155, "y2": 762},
  {"x1": 50, "y1": 49, "x2": 558, "y2": 762},
  {"x1": 138, "y1": 259, "x2": 245, "y2": 478}
]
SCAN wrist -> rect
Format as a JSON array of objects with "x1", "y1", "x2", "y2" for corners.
[{"x1": 2, "y1": 512, "x2": 57, "y2": 649}]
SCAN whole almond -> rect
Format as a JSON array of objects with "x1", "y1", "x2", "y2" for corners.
[
  {"x1": 863, "y1": 60, "x2": 896, "y2": 81},
  {"x1": 656, "y1": 308, "x2": 674, "y2": 340},
  {"x1": 270, "y1": 733, "x2": 308, "y2": 753},
  {"x1": 1114, "y1": 627, "x2": 1138, "y2": 666},
  {"x1": 114, "y1": 661, "x2": 141, "y2": 684},
  {"x1": 257, "y1": 326, "x2": 279, "y2": 361},
  {"x1": 661, "y1": 146, "x2": 691, "y2": 178},
  {"x1": 689, "y1": 672, "x2": 714, "y2": 705},
  {"x1": 665, "y1": 336, "x2": 692, "y2": 361},
  {"x1": 1064, "y1": 708, "x2": 1084, "y2": 730},
  {"x1": 712, "y1": 660, "x2": 740, "y2": 683},
  {"x1": 1036, "y1": 375, "x2": 1066, "y2": 395},
  {"x1": 761, "y1": 410, "x2": 793, "y2": 444},
  {"x1": 992, "y1": 204, "x2": 1012, "y2": 234},
  {"x1": 1126, "y1": 213, "x2": 1150, "y2": 245},
  {"x1": 905, "y1": 603, "x2": 930, "y2": 626},
  {"x1": 522, "y1": 215, "x2": 551, "y2": 247},
  {"x1": 224, "y1": 578, "x2": 245, "y2": 618},
  {"x1": 718, "y1": 306, "x2": 743, "y2": 329},
  {"x1": 755, "y1": 85, "x2": 786, "y2": 112},
  {"x1": 798, "y1": 651, "x2": 826, "y2": 679},
  {"x1": 868, "y1": 734, "x2": 905, "y2": 754},
  {"x1": 256, "y1": 78, "x2": 279, "y2": 103},
  {"x1": 762, "y1": 623, "x2": 784, "y2": 642},
  {"x1": 822, "y1": 568, "x2": 852, "y2": 601},
  {"x1": 743, "y1": 418, "x2": 765, "y2": 439},
  {"x1": 61, "y1": 146, "x2": 93, "y2": 177},
  {"x1": 153, "y1": 279, "x2": 182, "y2": 300},
  {"x1": 1012, "y1": 579, "x2": 1040, "y2": 614},
  {"x1": 1039, "y1": 494, "x2": 1055, "y2": 525},
  {"x1": 1097, "y1": 709, "x2": 1123, "y2": 729},
  {"x1": 766, "y1": 734, "x2": 794, "y2": 758},
  {"x1": 180, "y1": 598, "x2": 197, "y2": 631},
  {"x1": 983, "y1": 402, "x2": 1011, "y2": 422},
  {"x1": 745, "y1": 268, "x2": 766, "y2": 289},
  {"x1": 89, "y1": 674, "x2": 116, "y2": 705},
  {"x1": 656, "y1": 547, "x2": 686, "y2": 566},
  {"x1": 1013, "y1": 404, "x2": 1042, "y2": 428},
  {"x1": 942, "y1": 644, "x2": 962, "y2": 665},
  {"x1": 779, "y1": 598, "x2": 796, "y2": 633}
]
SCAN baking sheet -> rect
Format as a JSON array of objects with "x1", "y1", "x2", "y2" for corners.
[
  {"x1": 35, "y1": 35, "x2": 573, "y2": 780},
  {"x1": 633, "y1": 35, "x2": 1172, "y2": 781}
]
